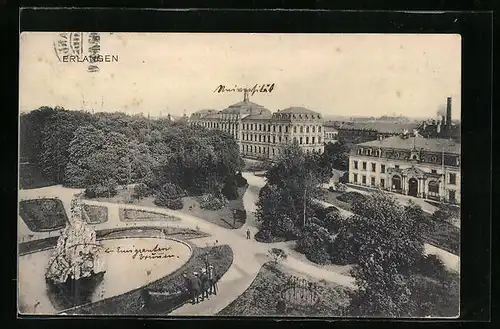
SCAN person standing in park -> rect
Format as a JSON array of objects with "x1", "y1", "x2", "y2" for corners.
[
  {"x1": 190, "y1": 272, "x2": 200, "y2": 304},
  {"x1": 140, "y1": 288, "x2": 151, "y2": 310},
  {"x1": 182, "y1": 273, "x2": 192, "y2": 298},
  {"x1": 246, "y1": 228, "x2": 251, "y2": 240},
  {"x1": 204, "y1": 253, "x2": 210, "y2": 270},
  {"x1": 208, "y1": 265, "x2": 218, "y2": 296},
  {"x1": 200, "y1": 268, "x2": 209, "y2": 301}
]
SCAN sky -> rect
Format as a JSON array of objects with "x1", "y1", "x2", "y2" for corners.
[{"x1": 19, "y1": 33, "x2": 461, "y2": 119}]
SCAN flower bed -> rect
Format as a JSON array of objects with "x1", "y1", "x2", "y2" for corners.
[
  {"x1": 83, "y1": 204, "x2": 108, "y2": 224},
  {"x1": 19, "y1": 198, "x2": 68, "y2": 232},
  {"x1": 218, "y1": 262, "x2": 351, "y2": 316},
  {"x1": 336, "y1": 191, "x2": 367, "y2": 205},
  {"x1": 119, "y1": 208, "x2": 181, "y2": 222}
]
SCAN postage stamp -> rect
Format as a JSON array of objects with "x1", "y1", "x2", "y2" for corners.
[{"x1": 53, "y1": 32, "x2": 118, "y2": 72}]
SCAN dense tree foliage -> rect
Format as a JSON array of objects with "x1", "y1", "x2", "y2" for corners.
[
  {"x1": 255, "y1": 143, "x2": 330, "y2": 241},
  {"x1": 20, "y1": 107, "x2": 243, "y2": 195},
  {"x1": 321, "y1": 141, "x2": 349, "y2": 171},
  {"x1": 345, "y1": 194, "x2": 426, "y2": 317}
]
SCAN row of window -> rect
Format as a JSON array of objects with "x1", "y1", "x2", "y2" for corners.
[
  {"x1": 353, "y1": 160, "x2": 386, "y2": 173},
  {"x1": 195, "y1": 121, "x2": 325, "y2": 135},
  {"x1": 352, "y1": 161, "x2": 457, "y2": 184},
  {"x1": 357, "y1": 148, "x2": 382, "y2": 157},
  {"x1": 244, "y1": 144, "x2": 322, "y2": 155},
  {"x1": 242, "y1": 123, "x2": 323, "y2": 133},
  {"x1": 356, "y1": 148, "x2": 460, "y2": 166},
  {"x1": 272, "y1": 113, "x2": 322, "y2": 120},
  {"x1": 350, "y1": 174, "x2": 457, "y2": 202},
  {"x1": 243, "y1": 134, "x2": 322, "y2": 144}
]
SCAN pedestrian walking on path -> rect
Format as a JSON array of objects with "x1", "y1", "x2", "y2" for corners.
[{"x1": 246, "y1": 229, "x2": 251, "y2": 240}]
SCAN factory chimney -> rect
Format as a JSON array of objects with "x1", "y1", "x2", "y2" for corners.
[{"x1": 446, "y1": 97, "x2": 452, "y2": 127}]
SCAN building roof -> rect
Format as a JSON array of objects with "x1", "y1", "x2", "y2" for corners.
[
  {"x1": 280, "y1": 107, "x2": 320, "y2": 115},
  {"x1": 324, "y1": 126, "x2": 338, "y2": 133},
  {"x1": 242, "y1": 111, "x2": 273, "y2": 120},
  {"x1": 357, "y1": 136, "x2": 461, "y2": 154},
  {"x1": 221, "y1": 99, "x2": 269, "y2": 115},
  {"x1": 334, "y1": 122, "x2": 420, "y2": 134}
]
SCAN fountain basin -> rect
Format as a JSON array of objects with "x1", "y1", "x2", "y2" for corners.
[{"x1": 18, "y1": 237, "x2": 192, "y2": 315}]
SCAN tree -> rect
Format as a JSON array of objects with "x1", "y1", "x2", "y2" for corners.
[
  {"x1": 258, "y1": 142, "x2": 330, "y2": 236},
  {"x1": 255, "y1": 184, "x2": 300, "y2": 240},
  {"x1": 296, "y1": 222, "x2": 333, "y2": 265},
  {"x1": 322, "y1": 141, "x2": 349, "y2": 171},
  {"x1": 64, "y1": 124, "x2": 106, "y2": 187},
  {"x1": 346, "y1": 192, "x2": 426, "y2": 317},
  {"x1": 133, "y1": 183, "x2": 151, "y2": 200}
]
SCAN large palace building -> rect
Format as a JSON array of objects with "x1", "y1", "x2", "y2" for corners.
[
  {"x1": 189, "y1": 92, "x2": 325, "y2": 160},
  {"x1": 348, "y1": 134, "x2": 461, "y2": 204}
]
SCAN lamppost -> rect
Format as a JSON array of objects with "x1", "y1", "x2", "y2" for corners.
[{"x1": 303, "y1": 171, "x2": 313, "y2": 227}]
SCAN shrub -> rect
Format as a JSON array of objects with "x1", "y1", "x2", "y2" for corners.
[
  {"x1": 133, "y1": 183, "x2": 152, "y2": 200},
  {"x1": 163, "y1": 198, "x2": 184, "y2": 210},
  {"x1": 328, "y1": 186, "x2": 335, "y2": 192},
  {"x1": 155, "y1": 182, "x2": 185, "y2": 207},
  {"x1": 200, "y1": 193, "x2": 228, "y2": 210},
  {"x1": 159, "y1": 182, "x2": 186, "y2": 199},
  {"x1": 222, "y1": 179, "x2": 239, "y2": 200},
  {"x1": 268, "y1": 248, "x2": 288, "y2": 264},
  {"x1": 255, "y1": 229, "x2": 280, "y2": 243},
  {"x1": 235, "y1": 172, "x2": 248, "y2": 187},
  {"x1": 330, "y1": 219, "x2": 358, "y2": 265},
  {"x1": 337, "y1": 191, "x2": 366, "y2": 205},
  {"x1": 84, "y1": 183, "x2": 118, "y2": 198},
  {"x1": 416, "y1": 254, "x2": 447, "y2": 280},
  {"x1": 335, "y1": 182, "x2": 347, "y2": 192},
  {"x1": 324, "y1": 211, "x2": 344, "y2": 233},
  {"x1": 296, "y1": 223, "x2": 333, "y2": 265},
  {"x1": 233, "y1": 209, "x2": 247, "y2": 222},
  {"x1": 339, "y1": 172, "x2": 349, "y2": 184}
]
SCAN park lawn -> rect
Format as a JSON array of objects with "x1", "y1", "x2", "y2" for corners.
[
  {"x1": 66, "y1": 244, "x2": 233, "y2": 315},
  {"x1": 218, "y1": 262, "x2": 351, "y2": 317},
  {"x1": 19, "y1": 198, "x2": 68, "y2": 232},
  {"x1": 320, "y1": 188, "x2": 353, "y2": 212},
  {"x1": 179, "y1": 186, "x2": 248, "y2": 229},
  {"x1": 118, "y1": 208, "x2": 181, "y2": 222}
]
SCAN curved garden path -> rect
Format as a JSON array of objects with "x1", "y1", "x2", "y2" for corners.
[
  {"x1": 18, "y1": 171, "x2": 459, "y2": 315},
  {"x1": 18, "y1": 174, "x2": 355, "y2": 316}
]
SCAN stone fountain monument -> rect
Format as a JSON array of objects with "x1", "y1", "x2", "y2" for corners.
[{"x1": 45, "y1": 198, "x2": 106, "y2": 310}]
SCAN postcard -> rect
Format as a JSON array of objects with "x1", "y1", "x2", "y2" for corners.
[{"x1": 18, "y1": 32, "x2": 461, "y2": 318}]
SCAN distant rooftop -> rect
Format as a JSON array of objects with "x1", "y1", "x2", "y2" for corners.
[
  {"x1": 358, "y1": 136, "x2": 461, "y2": 154},
  {"x1": 329, "y1": 121, "x2": 420, "y2": 134}
]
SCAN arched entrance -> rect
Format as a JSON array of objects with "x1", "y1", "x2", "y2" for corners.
[
  {"x1": 408, "y1": 178, "x2": 418, "y2": 197},
  {"x1": 391, "y1": 175, "x2": 402, "y2": 192},
  {"x1": 428, "y1": 181, "x2": 440, "y2": 201}
]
